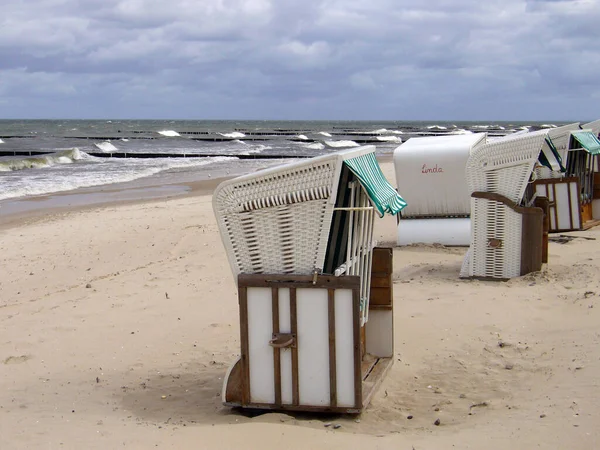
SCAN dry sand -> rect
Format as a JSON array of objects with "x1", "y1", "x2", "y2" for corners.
[{"x1": 1, "y1": 161, "x2": 599, "y2": 449}]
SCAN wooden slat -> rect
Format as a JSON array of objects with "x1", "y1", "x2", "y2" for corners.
[
  {"x1": 552, "y1": 183, "x2": 559, "y2": 231},
  {"x1": 271, "y1": 287, "x2": 282, "y2": 407},
  {"x1": 238, "y1": 287, "x2": 250, "y2": 405},
  {"x1": 238, "y1": 273, "x2": 360, "y2": 289},
  {"x1": 328, "y1": 289, "x2": 337, "y2": 407},
  {"x1": 533, "y1": 197, "x2": 550, "y2": 264},
  {"x1": 361, "y1": 357, "x2": 394, "y2": 409},
  {"x1": 520, "y1": 205, "x2": 544, "y2": 276},
  {"x1": 566, "y1": 179, "x2": 575, "y2": 230},
  {"x1": 369, "y1": 247, "x2": 393, "y2": 307},
  {"x1": 369, "y1": 277, "x2": 391, "y2": 288},
  {"x1": 290, "y1": 288, "x2": 299, "y2": 406}
]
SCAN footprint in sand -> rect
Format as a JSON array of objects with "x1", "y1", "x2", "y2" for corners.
[{"x1": 3, "y1": 355, "x2": 32, "y2": 364}]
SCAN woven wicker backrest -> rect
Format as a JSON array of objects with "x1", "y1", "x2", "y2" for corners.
[
  {"x1": 466, "y1": 132, "x2": 548, "y2": 204},
  {"x1": 213, "y1": 155, "x2": 342, "y2": 278}
]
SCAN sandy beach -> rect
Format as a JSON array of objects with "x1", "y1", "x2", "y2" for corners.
[{"x1": 1, "y1": 161, "x2": 599, "y2": 449}]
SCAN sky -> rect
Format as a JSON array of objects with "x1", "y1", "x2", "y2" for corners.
[{"x1": 0, "y1": 0, "x2": 599, "y2": 121}]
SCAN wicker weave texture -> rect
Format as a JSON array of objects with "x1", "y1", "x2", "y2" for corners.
[
  {"x1": 466, "y1": 133, "x2": 547, "y2": 203},
  {"x1": 468, "y1": 197, "x2": 522, "y2": 279},
  {"x1": 214, "y1": 157, "x2": 342, "y2": 278}
]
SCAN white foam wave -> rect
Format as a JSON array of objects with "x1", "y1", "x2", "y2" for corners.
[
  {"x1": 541, "y1": 124, "x2": 557, "y2": 128},
  {"x1": 219, "y1": 131, "x2": 246, "y2": 139},
  {"x1": 158, "y1": 130, "x2": 181, "y2": 137},
  {"x1": 95, "y1": 141, "x2": 118, "y2": 152},
  {"x1": 325, "y1": 140, "x2": 360, "y2": 148},
  {"x1": 0, "y1": 139, "x2": 4, "y2": 144},
  {"x1": 296, "y1": 134, "x2": 309, "y2": 140},
  {"x1": 237, "y1": 143, "x2": 271, "y2": 155},
  {"x1": 448, "y1": 129, "x2": 473, "y2": 135},
  {"x1": 301, "y1": 142, "x2": 325, "y2": 150},
  {"x1": 121, "y1": 138, "x2": 129, "y2": 142},
  {"x1": 376, "y1": 136, "x2": 403, "y2": 143},
  {"x1": 0, "y1": 148, "x2": 84, "y2": 172},
  {"x1": 0, "y1": 156, "x2": 235, "y2": 201},
  {"x1": 427, "y1": 125, "x2": 447, "y2": 130},
  {"x1": 318, "y1": 131, "x2": 332, "y2": 137}
]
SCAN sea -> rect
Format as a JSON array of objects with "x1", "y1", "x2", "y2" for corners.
[{"x1": 0, "y1": 119, "x2": 565, "y2": 217}]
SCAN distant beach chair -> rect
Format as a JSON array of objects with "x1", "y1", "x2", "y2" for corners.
[
  {"x1": 213, "y1": 145, "x2": 406, "y2": 413},
  {"x1": 532, "y1": 122, "x2": 600, "y2": 230},
  {"x1": 582, "y1": 119, "x2": 600, "y2": 138},
  {"x1": 393, "y1": 133, "x2": 486, "y2": 246},
  {"x1": 460, "y1": 131, "x2": 561, "y2": 280}
]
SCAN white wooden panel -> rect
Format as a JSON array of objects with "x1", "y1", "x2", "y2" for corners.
[
  {"x1": 296, "y1": 288, "x2": 329, "y2": 406},
  {"x1": 334, "y1": 289, "x2": 356, "y2": 407},
  {"x1": 247, "y1": 287, "x2": 274, "y2": 404},
  {"x1": 592, "y1": 199, "x2": 600, "y2": 220},
  {"x1": 555, "y1": 183, "x2": 572, "y2": 230},
  {"x1": 569, "y1": 182, "x2": 581, "y2": 229},
  {"x1": 277, "y1": 288, "x2": 293, "y2": 405},
  {"x1": 397, "y1": 218, "x2": 470, "y2": 246},
  {"x1": 535, "y1": 184, "x2": 556, "y2": 230},
  {"x1": 366, "y1": 310, "x2": 393, "y2": 358}
]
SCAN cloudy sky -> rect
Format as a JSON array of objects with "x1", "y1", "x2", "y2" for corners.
[{"x1": 1, "y1": 0, "x2": 598, "y2": 120}]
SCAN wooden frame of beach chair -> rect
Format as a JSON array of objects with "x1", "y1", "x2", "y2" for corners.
[
  {"x1": 461, "y1": 132, "x2": 549, "y2": 280},
  {"x1": 533, "y1": 128, "x2": 600, "y2": 230},
  {"x1": 213, "y1": 147, "x2": 405, "y2": 413}
]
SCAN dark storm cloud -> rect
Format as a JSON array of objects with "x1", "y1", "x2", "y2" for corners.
[{"x1": 0, "y1": 0, "x2": 598, "y2": 119}]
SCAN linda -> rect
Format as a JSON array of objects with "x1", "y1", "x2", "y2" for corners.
[{"x1": 422, "y1": 164, "x2": 444, "y2": 174}]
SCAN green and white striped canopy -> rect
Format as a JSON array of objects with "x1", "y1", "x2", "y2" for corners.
[
  {"x1": 343, "y1": 152, "x2": 407, "y2": 217},
  {"x1": 572, "y1": 131, "x2": 600, "y2": 155}
]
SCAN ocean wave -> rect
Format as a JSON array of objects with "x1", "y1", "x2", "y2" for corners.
[
  {"x1": 448, "y1": 129, "x2": 473, "y2": 135},
  {"x1": 158, "y1": 130, "x2": 181, "y2": 137},
  {"x1": 300, "y1": 142, "x2": 325, "y2": 150},
  {"x1": 0, "y1": 148, "x2": 84, "y2": 172},
  {"x1": 540, "y1": 124, "x2": 557, "y2": 128},
  {"x1": 325, "y1": 140, "x2": 360, "y2": 148},
  {"x1": 370, "y1": 128, "x2": 402, "y2": 135},
  {"x1": 237, "y1": 143, "x2": 271, "y2": 155},
  {"x1": 0, "y1": 139, "x2": 4, "y2": 144},
  {"x1": 0, "y1": 156, "x2": 236, "y2": 201},
  {"x1": 95, "y1": 141, "x2": 118, "y2": 152},
  {"x1": 376, "y1": 136, "x2": 403, "y2": 143},
  {"x1": 219, "y1": 131, "x2": 246, "y2": 139},
  {"x1": 318, "y1": 131, "x2": 332, "y2": 137},
  {"x1": 427, "y1": 125, "x2": 447, "y2": 130},
  {"x1": 296, "y1": 134, "x2": 309, "y2": 140}
]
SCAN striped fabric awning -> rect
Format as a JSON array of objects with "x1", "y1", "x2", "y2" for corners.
[
  {"x1": 539, "y1": 137, "x2": 565, "y2": 171},
  {"x1": 343, "y1": 152, "x2": 407, "y2": 217},
  {"x1": 572, "y1": 131, "x2": 600, "y2": 155}
]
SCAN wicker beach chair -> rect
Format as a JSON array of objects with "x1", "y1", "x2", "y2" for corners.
[
  {"x1": 460, "y1": 131, "x2": 551, "y2": 279},
  {"x1": 393, "y1": 133, "x2": 486, "y2": 246},
  {"x1": 214, "y1": 146, "x2": 405, "y2": 413},
  {"x1": 213, "y1": 145, "x2": 405, "y2": 323},
  {"x1": 582, "y1": 119, "x2": 600, "y2": 138}
]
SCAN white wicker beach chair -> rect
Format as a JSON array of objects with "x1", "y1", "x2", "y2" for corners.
[
  {"x1": 213, "y1": 145, "x2": 405, "y2": 324},
  {"x1": 582, "y1": 119, "x2": 600, "y2": 138},
  {"x1": 461, "y1": 131, "x2": 549, "y2": 279}
]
